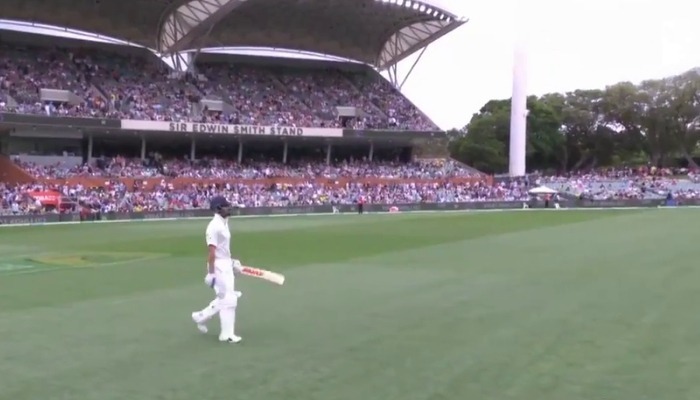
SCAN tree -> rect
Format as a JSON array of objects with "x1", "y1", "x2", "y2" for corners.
[
  {"x1": 525, "y1": 95, "x2": 565, "y2": 171},
  {"x1": 449, "y1": 100, "x2": 510, "y2": 173},
  {"x1": 667, "y1": 70, "x2": 700, "y2": 167},
  {"x1": 450, "y1": 67, "x2": 700, "y2": 173}
]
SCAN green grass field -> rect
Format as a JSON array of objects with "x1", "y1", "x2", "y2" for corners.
[{"x1": 1, "y1": 209, "x2": 700, "y2": 400}]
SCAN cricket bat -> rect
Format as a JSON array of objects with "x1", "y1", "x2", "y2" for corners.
[{"x1": 240, "y1": 265, "x2": 285, "y2": 285}]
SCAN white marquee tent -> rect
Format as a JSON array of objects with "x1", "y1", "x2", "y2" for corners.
[{"x1": 528, "y1": 185, "x2": 558, "y2": 195}]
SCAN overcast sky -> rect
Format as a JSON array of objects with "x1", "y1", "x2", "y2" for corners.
[
  {"x1": 3, "y1": 0, "x2": 700, "y2": 131},
  {"x1": 399, "y1": 0, "x2": 700, "y2": 130}
]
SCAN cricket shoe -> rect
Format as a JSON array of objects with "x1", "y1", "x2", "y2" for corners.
[
  {"x1": 191, "y1": 312, "x2": 208, "y2": 334},
  {"x1": 219, "y1": 335, "x2": 242, "y2": 344}
]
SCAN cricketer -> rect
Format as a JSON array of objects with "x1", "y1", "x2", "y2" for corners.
[{"x1": 190, "y1": 195, "x2": 243, "y2": 343}]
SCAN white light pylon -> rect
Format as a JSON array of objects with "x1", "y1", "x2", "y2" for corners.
[{"x1": 508, "y1": 0, "x2": 529, "y2": 177}]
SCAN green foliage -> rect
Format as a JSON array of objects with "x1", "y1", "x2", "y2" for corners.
[{"x1": 450, "y1": 68, "x2": 700, "y2": 173}]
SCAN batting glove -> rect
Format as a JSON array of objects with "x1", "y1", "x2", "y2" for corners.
[
  {"x1": 232, "y1": 259, "x2": 243, "y2": 275},
  {"x1": 204, "y1": 273, "x2": 216, "y2": 288}
]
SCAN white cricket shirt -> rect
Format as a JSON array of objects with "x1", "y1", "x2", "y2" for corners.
[{"x1": 206, "y1": 213, "x2": 231, "y2": 261}]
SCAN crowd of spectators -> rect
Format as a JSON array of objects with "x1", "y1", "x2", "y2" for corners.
[
  {"x1": 535, "y1": 166, "x2": 700, "y2": 200},
  {"x1": 0, "y1": 44, "x2": 438, "y2": 131},
  {"x1": 0, "y1": 180, "x2": 530, "y2": 215},
  {"x1": 6, "y1": 163, "x2": 700, "y2": 215},
  {"x1": 15, "y1": 156, "x2": 161, "y2": 179},
  {"x1": 13, "y1": 157, "x2": 477, "y2": 180},
  {"x1": 540, "y1": 166, "x2": 692, "y2": 181}
]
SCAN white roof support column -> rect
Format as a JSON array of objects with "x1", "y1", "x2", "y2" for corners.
[{"x1": 157, "y1": 0, "x2": 249, "y2": 54}]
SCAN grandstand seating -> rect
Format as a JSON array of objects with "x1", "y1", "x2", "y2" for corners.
[
  {"x1": 6, "y1": 160, "x2": 700, "y2": 215},
  {"x1": 9, "y1": 40, "x2": 700, "y2": 215},
  {"x1": 0, "y1": 179, "x2": 530, "y2": 215},
  {"x1": 10, "y1": 157, "x2": 477, "y2": 180},
  {"x1": 541, "y1": 167, "x2": 700, "y2": 200},
  {"x1": 0, "y1": 43, "x2": 439, "y2": 131}
]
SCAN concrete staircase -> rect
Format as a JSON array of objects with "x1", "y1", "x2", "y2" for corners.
[
  {"x1": 90, "y1": 83, "x2": 113, "y2": 112},
  {"x1": 411, "y1": 137, "x2": 449, "y2": 158},
  {"x1": 449, "y1": 157, "x2": 486, "y2": 176},
  {"x1": 0, "y1": 155, "x2": 35, "y2": 184},
  {"x1": 1, "y1": 92, "x2": 19, "y2": 110},
  {"x1": 341, "y1": 73, "x2": 388, "y2": 118}
]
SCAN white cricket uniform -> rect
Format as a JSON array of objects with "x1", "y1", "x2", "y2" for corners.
[
  {"x1": 192, "y1": 213, "x2": 240, "y2": 341},
  {"x1": 205, "y1": 213, "x2": 236, "y2": 298}
]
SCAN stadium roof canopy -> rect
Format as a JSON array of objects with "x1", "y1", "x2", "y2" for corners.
[{"x1": 0, "y1": 0, "x2": 466, "y2": 70}]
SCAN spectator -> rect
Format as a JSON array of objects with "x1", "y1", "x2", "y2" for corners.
[{"x1": 0, "y1": 44, "x2": 439, "y2": 131}]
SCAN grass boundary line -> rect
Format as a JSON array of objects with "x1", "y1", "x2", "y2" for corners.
[
  {"x1": 0, "y1": 253, "x2": 169, "y2": 277},
  {"x1": 0, "y1": 205, "x2": 691, "y2": 229}
]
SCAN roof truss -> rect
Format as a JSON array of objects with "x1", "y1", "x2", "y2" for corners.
[
  {"x1": 158, "y1": 0, "x2": 466, "y2": 69},
  {"x1": 158, "y1": 0, "x2": 247, "y2": 54},
  {"x1": 378, "y1": 19, "x2": 457, "y2": 69}
]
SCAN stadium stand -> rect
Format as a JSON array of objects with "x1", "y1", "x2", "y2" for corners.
[
  {"x1": 0, "y1": 41, "x2": 440, "y2": 129},
  {"x1": 0, "y1": 0, "x2": 497, "y2": 215},
  {"x1": 536, "y1": 167, "x2": 700, "y2": 200},
  {"x1": 3, "y1": 0, "x2": 700, "y2": 217}
]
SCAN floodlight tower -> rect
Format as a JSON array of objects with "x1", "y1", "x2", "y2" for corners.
[{"x1": 508, "y1": 5, "x2": 528, "y2": 177}]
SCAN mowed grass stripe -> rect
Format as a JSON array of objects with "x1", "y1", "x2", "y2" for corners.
[
  {"x1": 0, "y1": 210, "x2": 633, "y2": 311},
  {"x1": 0, "y1": 235, "x2": 655, "y2": 399},
  {"x1": 0, "y1": 212, "x2": 402, "y2": 249},
  {"x1": 0, "y1": 252, "x2": 170, "y2": 277},
  {"x1": 3, "y1": 209, "x2": 700, "y2": 400},
  {"x1": 0, "y1": 209, "x2": 646, "y2": 311},
  {"x1": 0, "y1": 255, "x2": 544, "y2": 400}
]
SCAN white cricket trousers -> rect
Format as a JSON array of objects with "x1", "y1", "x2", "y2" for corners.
[
  {"x1": 213, "y1": 258, "x2": 236, "y2": 301},
  {"x1": 197, "y1": 259, "x2": 238, "y2": 339}
]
